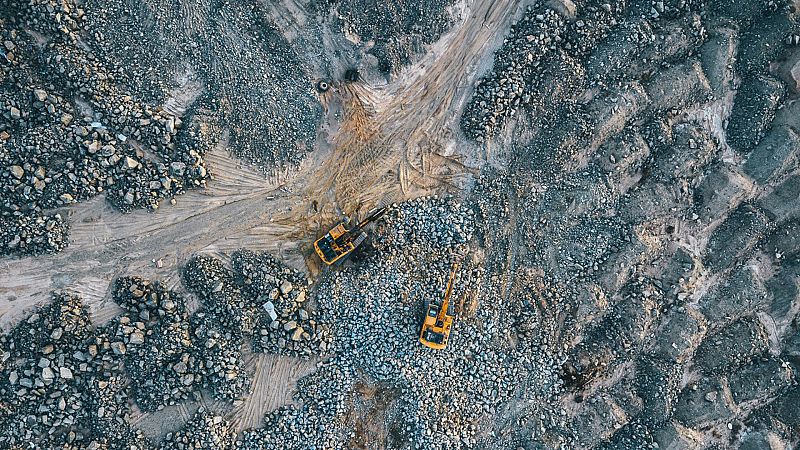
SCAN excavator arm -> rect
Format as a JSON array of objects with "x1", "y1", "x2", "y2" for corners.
[
  {"x1": 438, "y1": 263, "x2": 458, "y2": 325},
  {"x1": 357, "y1": 206, "x2": 387, "y2": 228}
]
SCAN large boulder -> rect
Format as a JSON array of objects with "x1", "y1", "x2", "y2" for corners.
[
  {"x1": 703, "y1": 204, "x2": 769, "y2": 272},
  {"x1": 727, "y1": 75, "x2": 785, "y2": 153},
  {"x1": 743, "y1": 126, "x2": 800, "y2": 184},
  {"x1": 694, "y1": 316, "x2": 770, "y2": 375}
]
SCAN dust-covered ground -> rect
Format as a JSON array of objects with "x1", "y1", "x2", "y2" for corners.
[{"x1": 2, "y1": 0, "x2": 800, "y2": 449}]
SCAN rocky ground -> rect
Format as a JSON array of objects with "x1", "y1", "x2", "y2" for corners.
[{"x1": 2, "y1": 0, "x2": 800, "y2": 449}]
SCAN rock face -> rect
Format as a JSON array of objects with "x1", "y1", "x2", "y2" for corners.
[{"x1": 727, "y1": 75, "x2": 786, "y2": 153}]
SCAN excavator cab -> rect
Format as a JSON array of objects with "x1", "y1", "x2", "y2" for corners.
[
  {"x1": 314, "y1": 207, "x2": 386, "y2": 265},
  {"x1": 420, "y1": 263, "x2": 458, "y2": 350}
]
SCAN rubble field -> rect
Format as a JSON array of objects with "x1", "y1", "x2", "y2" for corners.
[{"x1": 2, "y1": 0, "x2": 800, "y2": 449}]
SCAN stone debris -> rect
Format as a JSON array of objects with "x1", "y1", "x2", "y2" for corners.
[
  {"x1": 329, "y1": 0, "x2": 457, "y2": 74},
  {"x1": 0, "y1": 293, "x2": 148, "y2": 448},
  {"x1": 2, "y1": 0, "x2": 800, "y2": 449},
  {"x1": 158, "y1": 409, "x2": 235, "y2": 450},
  {"x1": 727, "y1": 75, "x2": 786, "y2": 153},
  {"x1": 82, "y1": 0, "x2": 321, "y2": 173},
  {"x1": 1, "y1": 0, "x2": 213, "y2": 257},
  {"x1": 460, "y1": 6, "x2": 570, "y2": 142}
]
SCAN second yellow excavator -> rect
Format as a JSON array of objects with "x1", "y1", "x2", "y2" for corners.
[{"x1": 419, "y1": 263, "x2": 458, "y2": 350}]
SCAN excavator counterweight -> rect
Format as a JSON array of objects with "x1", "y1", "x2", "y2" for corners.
[{"x1": 419, "y1": 263, "x2": 458, "y2": 350}]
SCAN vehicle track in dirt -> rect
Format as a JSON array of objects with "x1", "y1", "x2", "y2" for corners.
[{"x1": 307, "y1": 0, "x2": 523, "y2": 214}]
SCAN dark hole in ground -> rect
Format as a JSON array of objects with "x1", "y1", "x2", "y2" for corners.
[{"x1": 344, "y1": 68, "x2": 360, "y2": 83}]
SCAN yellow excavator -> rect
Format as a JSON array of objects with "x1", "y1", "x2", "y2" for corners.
[
  {"x1": 420, "y1": 263, "x2": 458, "y2": 350},
  {"x1": 313, "y1": 207, "x2": 387, "y2": 265}
]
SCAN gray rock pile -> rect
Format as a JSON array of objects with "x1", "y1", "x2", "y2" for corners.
[
  {"x1": 159, "y1": 409, "x2": 236, "y2": 450},
  {"x1": 0, "y1": 293, "x2": 148, "y2": 449},
  {"x1": 329, "y1": 0, "x2": 457, "y2": 74},
  {"x1": 1, "y1": 0, "x2": 212, "y2": 257},
  {"x1": 81, "y1": 0, "x2": 322, "y2": 172},
  {"x1": 455, "y1": 1, "x2": 800, "y2": 448},
  {"x1": 727, "y1": 74, "x2": 786, "y2": 152},
  {"x1": 373, "y1": 196, "x2": 475, "y2": 263},
  {"x1": 3, "y1": 0, "x2": 800, "y2": 448},
  {"x1": 189, "y1": 313, "x2": 251, "y2": 402},
  {"x1": 231, "y1": 249, "x2": 332, "y2": 357},
  {"x1": 184, "y1": 251, "x2": 331, "y2": 361},
  {"x1": 237, "y1": 197, "x2": 562, "y2": 450},
  {"x1": 110, "y1": 277, "x2": 202, "y2": 410},
  {"x1": 460, "y1": 5, "x2": 569, "y2": 141},
  {"x1": 0, "y1": 245, "x2": 338, "y2": 447}
]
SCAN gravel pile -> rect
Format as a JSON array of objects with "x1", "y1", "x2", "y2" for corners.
[
  {"x1": 726, "y1": 74, "x2": 786, "y2": 153},
  {"x1": 184, "y1": 252, "x2": 331, "y2": 360},
  {"x1": 456, "y1": 1, "x2": 800, "y2": 448},
  {"x1": 81, "y1": 0, "x2": 322, "y2": 173},
  {"x1": 1, "y1": 0, "x2": 212, "y2": 257},
  {"x1": 236, "y1": 197, "x2": 564, "y2": 449},
  {"x1": 330, "y1": 0, "x2": 457, "y2": 74},
  {"x1": 190, "y1": 313, "x2": 251, "y2": 402},
  {"x1": 373, "y1": 196, "x2": 475, "y2": 265},
  {"x1": 159, "y1": 409, "x2": 236, "y2": 450},
  {"x1": 238, "y1": 367, "x2": 354, "y2": 450},
  {"x1": 3, "y1": 0, "x2": 800, "y2": 448},
  {"x1": 460, "y1": 0, "x2": 782, "y2": 143},
  {"x1": 0, "y1": 293, "x2": 148, "y2": 449},
  {"x1": 0, "y1": 247, "x2": 336, "y2": 447},
  {"x1": 231, "y1": 249, "x2": 332, "y2": 357},
  {"x1": 196, "y1": 11, "x2": 322, "y2": 170},
  {"x1": 110, "y1": 277, "x2": 201, "y2": 411},
  {"x1": 460, "y1": 6, "x2": 568, "y2": 141},
  {"x1": 459, "y1": 0, "x2": 641, "y2": 142}
]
